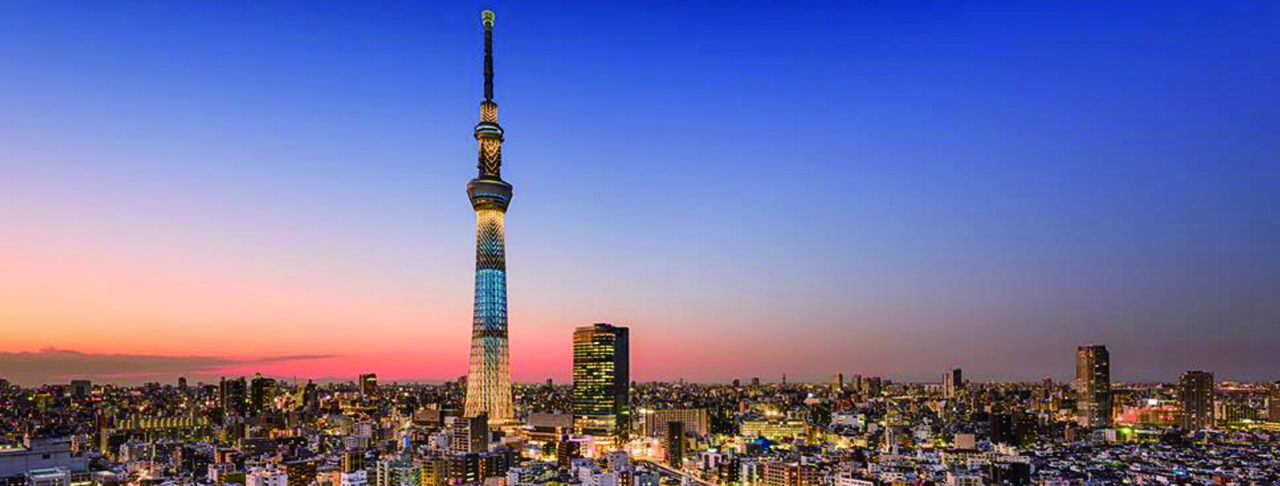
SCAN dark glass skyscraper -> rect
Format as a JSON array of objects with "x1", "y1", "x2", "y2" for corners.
[
  {"x1": 664, "y1": 420, "x2": 684, "y2": 467},
  {"x1": 1179, "y1": 370, "x2": 1214, "y2": 430},
  {"x1": 249, "y1": 374, "x2": 275, "y2": 416},
  {"x1": 1075, "y1": 345, "x2": 1112, "y2": 428},
  {"x1": 945, "y1": 368, "x2": 962, "y2": 398},
  {"x1": 220, "y1": 376, "x2": 247, "y2": 418},
  {"x1": 359, "y1": 373, "x2": 378, "y2": 398},
  {"x1": 572, "y1": 323, "x2": 630, "y2": 442},
  {"x1": 464, "y1": 10, "x2": 514, "y2": 423}
]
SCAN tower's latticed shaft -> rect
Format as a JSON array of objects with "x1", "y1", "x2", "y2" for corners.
[{"x1": 464, "y1": 10, "x2": 514, "y2": 423}]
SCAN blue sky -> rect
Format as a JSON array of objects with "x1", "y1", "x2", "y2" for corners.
[{"x1": 1, "y1": 1, "x2": 1278, "y2": 384}]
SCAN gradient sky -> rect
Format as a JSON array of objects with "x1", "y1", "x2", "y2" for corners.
[{"x1": 2, "y1": 1, "x2": 1279, "y2": 386}]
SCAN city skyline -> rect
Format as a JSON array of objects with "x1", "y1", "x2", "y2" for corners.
[{"x1": 3, "y1": 2, "x2": 1280, "y2": 386}]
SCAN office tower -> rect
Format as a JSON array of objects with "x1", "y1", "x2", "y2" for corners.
[
  {"x1": 830, "y1": 373, "x2": 843, "y2": 393},
  {"x1": 220, "y1": 377, "x2": 248, "y2": 417},
  {"x1": 302, "y1": 380, "x2": 319, "y2": 412},
  {"x1": 464, "y1": 9, "x2": 515, "y2": 424},
  {"x1": 1271, "y1": 383, "x2": 1280, "y2": 422},
  {"x1": 664, "y1": 421, "x2": 684, "y2": 467},
  {"x1": 573, "y1": 323, "x2": 631, "y2": 441},
  {"x1": 250, "y1": 374, "x2": 276, "y2": 415},
  {"x1": 556, "y1": 435, "x2": 581, "y2": 468},
  {"x1": 944, "y1": 368, "x2": 962, "y2": 398},
  {"x1": 1075, "y1": 345, "x2": 1112, "y2": 428},
  {"x1": 451, "y1": 415, "x2": 489, "y2": 454},
  {"x1": 70, "y1": 380, "x2": 91, "y2": 400},
  {"x1": 989, "y1": 413, "x2": 1018, "y2": 445},
  {"x1": 359, "y1": 373, "x2": 378, "y2": 398},
  {"x1": 1179, "y1": 371, "x2": 1214, "y2": 430},
  {"x1": 866, "y1": 377, "x2": 882, "y2": 397}
]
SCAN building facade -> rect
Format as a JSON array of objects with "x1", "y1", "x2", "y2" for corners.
[
  {"x1": 1075, "y1": 345, "x2": 1112, "y2": 428},
  {"x1": 359, "y1": 373, "x2": 378, "y2": 398},
  {"x1": 449, "y1": 415, "x2": 489, "y2": 455},
  {"x1": 944, "y1": 368, "x2": 962, "y2": 398},
  {"x1": 643, "y1": 409, "x2": 708, "y2": 437},
  {"x1": 572, "y1": 323, "x2": 631, "y2": 441},
  {"x1": 1178, "y1": 370, "x2": 1214, "y2": 430}
]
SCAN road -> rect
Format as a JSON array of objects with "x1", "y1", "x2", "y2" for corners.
[{"x1": 637, "y1": 459, "x2": 722, "y2": 486}]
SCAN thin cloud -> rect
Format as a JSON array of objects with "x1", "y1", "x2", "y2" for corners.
[{"x1": 0, "y1": 348, "x2": 337, "y2": 386}]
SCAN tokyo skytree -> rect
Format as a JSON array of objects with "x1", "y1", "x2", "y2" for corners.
[{"x1": 463, "y1": 10, "x2": 514, "y2": 423}]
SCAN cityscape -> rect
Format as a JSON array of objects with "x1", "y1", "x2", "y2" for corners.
[{"x1": 3, "y1": 3, "x2": 1280, "y2": 486}]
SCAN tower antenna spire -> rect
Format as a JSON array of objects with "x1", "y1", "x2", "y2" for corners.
[{"x1": 482, "y1": 10, "x2": 495, "y2": 101}]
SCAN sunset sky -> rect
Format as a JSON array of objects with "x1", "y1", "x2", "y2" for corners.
[{"x1": 2, "y1": 1, "x2": 1278, "y2": 386}]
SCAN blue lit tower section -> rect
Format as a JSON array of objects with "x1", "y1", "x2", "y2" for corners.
[{"x1": 464, "y1": 10, "x2": 514, "y2": 423}]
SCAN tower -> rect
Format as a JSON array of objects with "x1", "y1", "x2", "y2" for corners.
[
  {"x1": 572, "y1": 323, "x2": 631, "y2": 443},
  {"x1": 1178, "y1": 370, "x2": 1214, "y2": 430},
  {"x1": 944, "y1": 368, "x2": 962, "y2": 398},
  {"x1": 464, "y1": 9, "x2": 515, "y2": 423},
  {"x1": 1074, "y1": 345, "x2": 1111, "y2": 428},
  {"x1": 359, "y1": 373, "x2": 378, "y2": 398}
]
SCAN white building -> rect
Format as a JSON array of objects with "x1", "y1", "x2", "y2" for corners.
[
  {"x1": 340, "y1": 469, "x2": 368, "y2": 486},
  {"x1": 834, "y1": 470, "x2": 877, "y2": 486},
  {"x1": 1, "y1": 437, "x2": 89, "y2": 478},
  {"x1": 946, "y1": 472, "x2": 983, "y2": 486},
  {"x1": 26, "y1": 467, "x2": 70, "y2": 486},
  {"x1": 247, "y1": 468, "x2": 289, "y2": 486}
]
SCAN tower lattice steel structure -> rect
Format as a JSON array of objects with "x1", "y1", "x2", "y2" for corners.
[{"x1": 464, "y1": 9, "x2": 514, "y2": 423}]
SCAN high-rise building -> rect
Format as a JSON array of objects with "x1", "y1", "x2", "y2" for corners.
[
  {"x1": 359, "y1": 373, "x2": 378, "y2": 398},
  {"x1": 463, "y1": 9, "x2": 515, "y2": 424},
  {"x1": 1271, "y1": 383, "x2": 1280, "y2": 423},
  {"x1": 302, "y1": 380, "x2": 319, "y2": 412},
  {"x1": 451, "y1": 415, "x2": 490, "y2": 455},
  {"x1": 70, "y1": 380, "x2": 91, "y2": 400},
  {"x1": 830, "y1": 373, "x2": 843, "y2": 393},
  {"x1": 866, "y1": 377, "x2": 882, "y2": 397},
  {"x1": 556, "y1": 435, "x2": 582, "y2": 468},
  {"x1": 1179, "y1": 370, "x2": 1214, "y2": 430},
  {"x1": 944, "y1": 368, "x2": 962, "y2": 398},
  {"x1": 572, "y1": 323, "x2": 631, "y2": 441},
  {"x1": 250, "y1": 374, "x2": 276, "y2": 416},
  {"x1": 220, "y1": 377, "x2": 248, "y2": 417},
  {"x1": 664, "y1": 421, "x2": 684, "y2": 467},
  {"x1": 1075, "y1": 345, "x2": 1112, "y2": 428}
]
